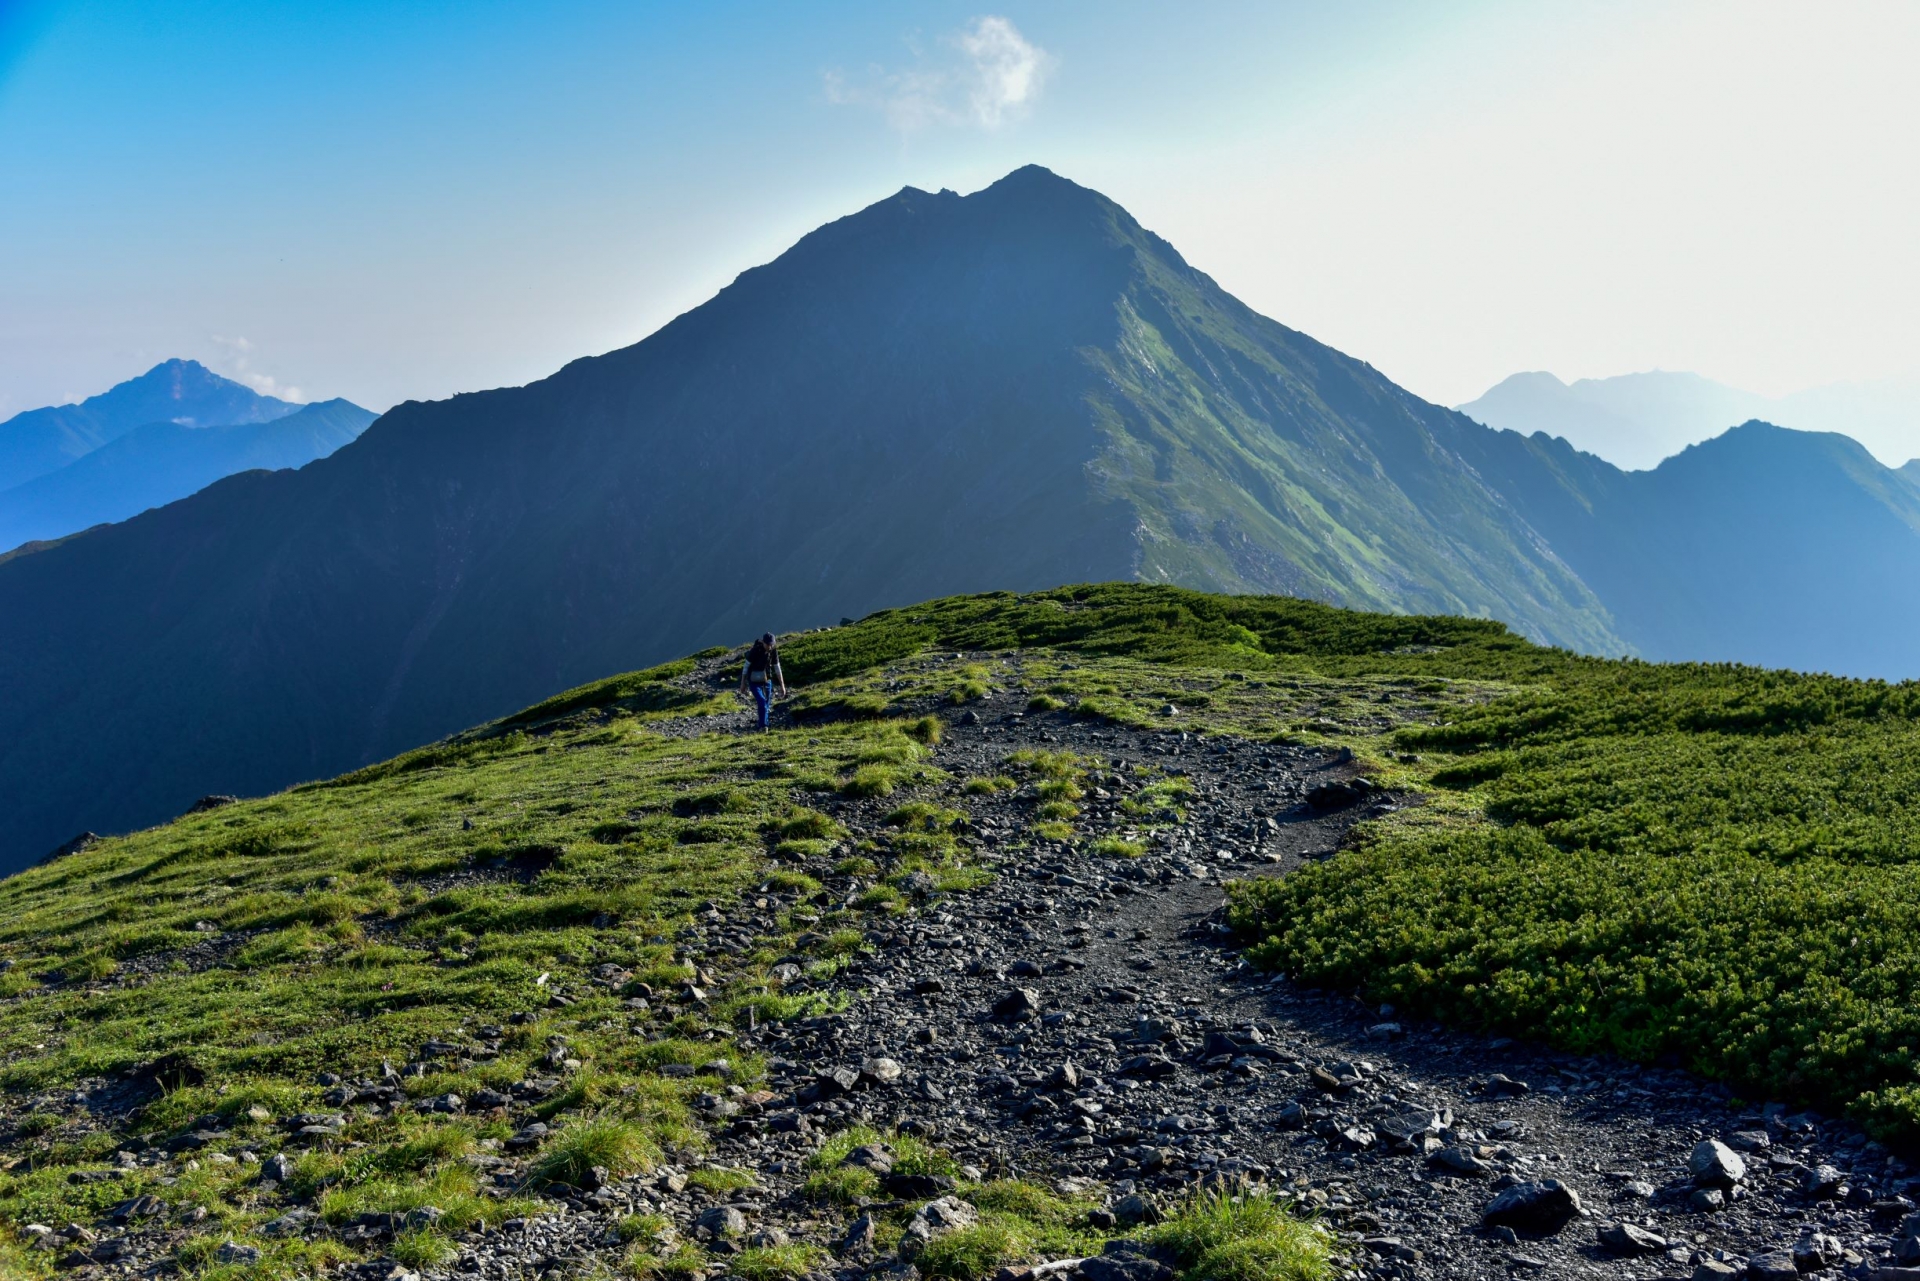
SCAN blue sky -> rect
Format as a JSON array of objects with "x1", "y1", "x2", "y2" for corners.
[{"x1": 3, "y1": 0, "x2": 1918, "y2": 445}]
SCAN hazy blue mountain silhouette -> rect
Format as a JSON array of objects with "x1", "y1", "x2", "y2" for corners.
[
  {"x1": 1461, "y1": 368, "x2": 1920, "y2": 473},
  {"x1": 0, "y1": 360, "x2": 296, "y2": 491},
  {"x1": 1449, "y1": 420, "x2": 1920, "y2": 676},
  {"x1": 0, "y1": 398, "x2": 374, "y2": 551}
]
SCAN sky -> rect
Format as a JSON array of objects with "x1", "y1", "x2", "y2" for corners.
[{"x1": 3, "y1": 0, "x2": 1919, "y2": 460}]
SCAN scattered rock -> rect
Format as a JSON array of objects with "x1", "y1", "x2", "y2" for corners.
[
  {"x1": 1483, "y1": 1180, "x2": 1583, "y2": 1236},
  {"x1": 992, "y1": 988, "x2": 1043, "y2": 1022},
  {"x1": 902, "y1": 1196, "x2": 979, "y2": 1252},
  {"x1": 695, "y1": 1205, "x2": 747, "y2": 1238},
  {"x1": 1111, "y1": 1194, "x2": 1159, "y2": 1227},
  {"x1": 1690, "y1": 1138, "x2": 1747, "y2": 1188},
  {"x1": 1598, "y1": 1222, "x2": 1668, "y2": 1254},
  {"x1": 837, "y1": 1214, "x2": 878, "y2": 1257},
  {"x1": 1801, "y1": 1164, "x2": 1845, "y2": 1198}
]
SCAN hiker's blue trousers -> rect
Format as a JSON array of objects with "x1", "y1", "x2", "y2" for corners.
[{"x1": 752, "y1": 680, "x2": 772, "y2": 728}]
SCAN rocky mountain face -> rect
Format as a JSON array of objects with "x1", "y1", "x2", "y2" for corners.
[
  {"x1": 0, "y1": 397, "x2": 374, "y2": 550},
  {"x1": 0, "y1": 167, "x2": 1624, "y2": 870},
  {"x1": 0, "y1": 359, "x2": 297, "y2": 492}
]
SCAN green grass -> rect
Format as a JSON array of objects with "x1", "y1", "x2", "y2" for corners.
[
  {"x1": 915, "y1": 1179, "x2": 1110, "y2": 1280},
  {"x1": 732, "y1": 1243, "x2": 830, "y2": 1281},
  {"x1": 15, "y1": 579, "x2": 1920, "y2": 1264},
  {"x1": 1146, "y1": 1188, "x2": 1332, "y2": 1281},
  {"x1": 0, "y1": 680, "x2": 977, "y2": 1257},
  {"x1": 685, "y1": 1166, "x2": 757, "y2": 1195}
]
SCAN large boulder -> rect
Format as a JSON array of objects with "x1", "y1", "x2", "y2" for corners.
[{"x1": 1483, "y1": 1180, "x2": 1583, "y2": 1236}]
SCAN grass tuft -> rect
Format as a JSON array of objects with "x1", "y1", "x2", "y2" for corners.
[{"x1": 1146, "y1": 1188, "x2": 1331, "y2": 1281}]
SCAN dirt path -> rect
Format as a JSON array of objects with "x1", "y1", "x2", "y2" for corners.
[{"x1": 455, "y1": 695, "x2": 1908, "y2": 1281}]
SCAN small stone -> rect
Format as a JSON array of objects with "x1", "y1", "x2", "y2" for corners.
[
  {"x1": 1111, "y1": 1194, "x2": 1159, "y2": 1227},
  {"x1": 1792, "y1": 1230, "x2": 1842, "y2": 1272},
  {"x1": 885, "y1": 1172, "x2": 956, "y2": 1199},
  {"x1": 1080, "y1": 1241, "x2": 1176, "y2": 1281},
  {"x1": 861, "y1": 1057, "x2": 904, "y2": 1086},
  {"x1": 845, "y1": 1143, "x2": 895, "y2": 1175},
  {"x1": 1622, "y1": 1180, "x2": 1656, "y2": 1199},
  {"x1": 1377, "y1": 1107, "x2": 1447, "y2": 1145},
  {"x1": 696, "y1": 1205, "x2": 747, "y2": 1238},
  {"x1": 1430, "y1": 1145, "x2": 1490, "y2": 1176},
  {"x1": 260, "y1": 1209, "x2": 314, "y2": 1237},
  {"x1": 1598, "y1": 1222, "x2": 1668, "y2": 1255},
  {"x1": 1746, "y1": 1249, "x2": 1798, "y2": 1281},
  {"x1": 1692, "y1": 1260, "x2": 1740, "y2": 1281},
  {"x1": 992, "y1": 988, "x2": 1042, "y2": 1022},
  {"x1": 1725, "y1": 1129, "x2": 1772, "y2": 1152},
  {"x1": 1802, "y1": 1164, "x2": 1845, "y2": 1198},
  {"x1": 1689, "y1": 1139, "x2": 1747, "y2": 1188},
  {"x1": 904, "y1": 1196, "x2": 978, "y2": 1244},
  {"x1": 1484, "y1": 1073, "x2": 1530, "y2": 1098},
  {"x1": 262, "y1": 1152, "x2": 295, "y2": 1183},
  {"x1": 1688, "y1": 1188, "x2": 1725, "y2": 1212},
  {"x1": 815, "y1": 1065, "x2": 861, "y2": 1095},
  {"x1": 215, "y1": 1242, "x2": 263, "y2": 1265},
  {"x1": 838, "y1": 1214, "x2": 878, "y2": 1256}
]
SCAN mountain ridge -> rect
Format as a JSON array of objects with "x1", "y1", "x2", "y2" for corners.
[{"x1": 3, "y1": 167, "x2": 1920, "y2": 868}]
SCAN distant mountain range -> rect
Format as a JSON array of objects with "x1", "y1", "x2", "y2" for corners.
[
  {"x1": 1, "y1": 167, "x2": 1918, "y2": 870},
  {"x1": 0, "y1": 396, "x2": 374, "y2": 550},
  {"x1": 0, "y1": 360, "x2": 374, "y2": 551},
  {"x1": 0, "y1": 359, "x2": 298, "y2": 491},
  {"x1": 1460, "y1": 369, "x2": 1920, "y2": 472}
]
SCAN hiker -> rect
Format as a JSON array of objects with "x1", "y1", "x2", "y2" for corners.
[{"x1": 738, "y1": 632, "x2": 787, "y2": 730}]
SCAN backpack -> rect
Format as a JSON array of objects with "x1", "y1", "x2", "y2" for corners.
[{"x1": 747, "y1": 639, "x2": 774, "y2": 677}]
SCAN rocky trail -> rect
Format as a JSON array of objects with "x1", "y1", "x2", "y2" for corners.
[
  {"x1": 25, "y1": 679, "x2": 1920, "y2": 1281},
  {"x1": 449, "y1": 688, "x2": 1920, "y2": 1281}
]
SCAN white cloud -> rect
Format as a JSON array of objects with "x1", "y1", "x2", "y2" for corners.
[
  {"x1": 210, "y1": 334, "x2": 304, "y2": 403},
  {"x1": 826, "y1": 15, "x2": 1054, "y2": 132}
]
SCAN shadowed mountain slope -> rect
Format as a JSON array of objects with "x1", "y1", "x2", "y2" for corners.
[
  {"x1": 0, "y1": 167, "x2": 1621, "y2": 870},
  {"x1": 0, "y1": 397, "x2": 374, "y2": 550}
]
